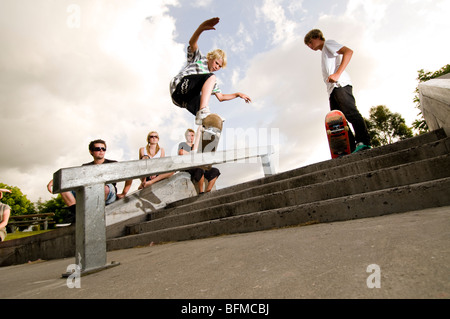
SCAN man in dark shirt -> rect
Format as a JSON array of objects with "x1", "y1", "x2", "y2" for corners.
[{"x1": 47, "y1": 139, "x2": 132, "y2": 225}]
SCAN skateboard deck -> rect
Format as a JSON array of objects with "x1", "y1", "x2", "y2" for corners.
[
  {"x1": 325, "y1": 110, "x2": 351, "y2": 159},
  {"x1": 200, "y1": 113, "x2": 223, "y2": 153}
]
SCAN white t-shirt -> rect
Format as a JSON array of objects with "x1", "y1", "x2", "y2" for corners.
[{"x1": 321, "y1": 39, "x2": 352, "y2": 96}]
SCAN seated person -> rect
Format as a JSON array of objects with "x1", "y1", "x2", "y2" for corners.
[
  {"x1": 0, "y1": 188, "x2": 11, "y2": 241},
  {"x1": 48, "y1": 139, "x2": 132, "y2": 224},
  {"x1": 138, "y1": 131, "x2": 174, "y2": 189},
  {"x1": 178, "y1": 128, "x2": 220, "y2": 194}
]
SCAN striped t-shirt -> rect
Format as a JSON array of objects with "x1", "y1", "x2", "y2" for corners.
[{"x1": 170, "y1": 46, "x2": 221, "y2": 96}]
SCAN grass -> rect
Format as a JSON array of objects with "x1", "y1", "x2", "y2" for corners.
[{"x1": 4, "y1": 229, "x2": 53, "y2": 241}]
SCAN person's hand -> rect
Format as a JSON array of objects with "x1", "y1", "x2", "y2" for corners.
[
  {"x1": 327, "y1": 73, "x2": 340, "y2": 83},
  {"x1": 46, "y1": 181, "x2": 53, "y2": 193},
  {"x1": 238, "y1": 93, "x2": 252, "y2": 103},
  {"x1": 199, "y1": 17, "x2": 220, "y2": 32},
  {"x1": 0, "y1": 188, "x2": 11, "y2": 200}
]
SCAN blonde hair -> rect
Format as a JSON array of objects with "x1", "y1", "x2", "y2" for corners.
[
  {"x1": 207, "y1": 49, "x2": 227, "y2": 68},
  {"x1": 146, "y1": 131, "x2": 160, "y2": 157}
]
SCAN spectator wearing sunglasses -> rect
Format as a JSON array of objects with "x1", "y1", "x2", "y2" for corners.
[
  {"x1": 138, "y1": 131, "x2": 174, "y2": 189},
  {"x1": 47, "y1": 139, "x2": 132, "y2": 225}
]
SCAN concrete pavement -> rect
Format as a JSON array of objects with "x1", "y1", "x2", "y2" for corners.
[{"x1": 1, "y1": 206, "x2": 449, "y2": 301}]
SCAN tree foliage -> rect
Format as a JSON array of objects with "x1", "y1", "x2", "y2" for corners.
[
  {"x1": 0, "y1": 183, "x2": 36, "y2": 216},
  {"x1": 365, "y1": 105, "x2": 413, "y2": 147},
  {"x1": 412, "y1": 64, "x2": 450, "y2": 134},
  {"x1": 35, "y1": 195, "x2": 69, "y2": 224}
]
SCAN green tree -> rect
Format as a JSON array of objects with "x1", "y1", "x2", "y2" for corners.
[
  {"x1": 35, "y1": 195, "x2": 69, "y2": 224},
  {"x1": 0, "y1": 183, "x2": 36, "y2": 216},
  {"x1": 412, "y1": 64, "x2": 450, "y2": 134},
  {"x1": 366, "y1": 105, "x2": 413, "y2": 147}
]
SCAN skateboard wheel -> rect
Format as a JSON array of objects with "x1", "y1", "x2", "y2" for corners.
[
  {"x1": 344, "y1": 126, "x2": 349, "y2": 131},
  {"x1": 326, "y1": 130, "x2": 331, "y2": 135}
]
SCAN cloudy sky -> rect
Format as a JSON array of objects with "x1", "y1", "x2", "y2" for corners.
[{"x1": 1, "y1": 0, "x2": 449, "y2": 203}]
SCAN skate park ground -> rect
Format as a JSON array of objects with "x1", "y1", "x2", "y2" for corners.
[{"x1": 0, "y1": 205, "x2": 448, "y2": 316}]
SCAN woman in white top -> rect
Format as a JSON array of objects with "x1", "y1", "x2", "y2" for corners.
[{"x1": 138, "y1": 131, "x2": 174, "y2": 189}]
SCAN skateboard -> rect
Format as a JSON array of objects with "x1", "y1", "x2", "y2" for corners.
[
  {"x1": 325, "y1": 110, "x2": 351, "y2": 159},
  {"x1": 200, "y1": 113, "x2": 223, "y2": 153}
]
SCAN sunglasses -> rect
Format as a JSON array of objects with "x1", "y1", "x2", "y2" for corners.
[
  {"x1": 92, "y1": 147, "x2": 106, "y2": 152},
  {"x1": 149, "y1": 135, "x2": 159, "y2": 139}
]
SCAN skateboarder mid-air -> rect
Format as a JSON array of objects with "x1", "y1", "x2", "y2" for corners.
[
  {"x1": 304, "y1": 29, "x2": 371, "y2": 153},
  {"x1": 170, "y1": 17, "x2": 252, "y2": 125}
]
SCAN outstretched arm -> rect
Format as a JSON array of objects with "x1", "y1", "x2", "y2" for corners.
[
  {"x1": 189, "y1": 17, "x2": 220, "y2": 52},
  {"x1": 215, "y1": 92, "x2": 252, "y2": 103},
  {"x1": 327, "y1": 46, "x2": 353, "y2": 83}
]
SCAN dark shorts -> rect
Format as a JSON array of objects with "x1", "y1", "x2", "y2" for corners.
[
  {"x1": 187, "y1": 167, "x2": 221, "y2": 182},
  {"x1": 172, "y1": 73, "x2": 214, "y2": 115}
]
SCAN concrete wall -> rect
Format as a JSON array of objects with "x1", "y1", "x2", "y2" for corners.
[{"x1": 419, "y1": 73, "x2": 450, "y2": 130}]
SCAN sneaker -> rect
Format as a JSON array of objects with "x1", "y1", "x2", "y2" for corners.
[
  {"x1": 352, "y1": 143, "x2": 371, "y2": 153},
  {"x1": 56, "y1": 205, "x2": 76, "y2": 227},
  {"x1": 195, "y1": 106, "x2": 211, "y2": 125}
]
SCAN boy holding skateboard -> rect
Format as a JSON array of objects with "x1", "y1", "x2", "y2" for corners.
[
  {"x1": 304, "y1": 29, "x2": 371, "y2": 152},
  {"x1": 170, "y1": 17, "x2": 252, "y2": 125}
]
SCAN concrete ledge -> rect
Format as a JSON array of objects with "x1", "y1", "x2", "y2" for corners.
[
  {"x1": 419, "y1": 73, "x2": 450, "y2": 130},
  {"x1": 0, "y1": 225, "x2": 75, "y2": 267}
]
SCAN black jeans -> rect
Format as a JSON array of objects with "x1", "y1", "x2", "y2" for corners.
[{"x1": 329, "y1": 85, "x2": 371, "y2": 150}]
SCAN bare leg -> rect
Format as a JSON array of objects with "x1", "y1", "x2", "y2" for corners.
[
  {"x1": 198, "y1": 175, "x2": 205, "y2": 193},
  {"x1": 192, "y1": 125, "x2": 203, "y2": 152},
  {"x1": 104, "y1": 185, "x2": 111, "y2": 200},
  {"x1": 199, "y1": 75, "x2": 216, "y2": 110},
  {"x1": 205, "y1": 177, "x2": 218, "y2": 192},
  {"x1": 61, "y1": 191, "x2": 76, "y2": 206}
]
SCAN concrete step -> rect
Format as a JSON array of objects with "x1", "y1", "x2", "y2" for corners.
[
  {"x1": 125, "y1": 153, "x2": 450, "y2": 235},
  {"x1": 146, "y1": 136, "x2": 450, "y2": 223},
  {"x1": 104, "y1": 129, "x2": 450, "y2": 252},
  {"x1": 162, "y1": 128, "x2": 449, "y2": 209},
  {"x1": 106, "y1": 176, "x2": 450, "y2": 251}
]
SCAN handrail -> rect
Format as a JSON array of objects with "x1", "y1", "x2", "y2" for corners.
[{"x1": 53, "y1": 146, "x2": 277, "y2": 274}]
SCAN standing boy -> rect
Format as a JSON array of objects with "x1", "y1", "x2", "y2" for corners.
[
  {"x1": 170, "y1": 17, "x2": 252, "y2": 125},
  {"x1": 304, "y1": 29, "x2": 371, "y2": 152}
]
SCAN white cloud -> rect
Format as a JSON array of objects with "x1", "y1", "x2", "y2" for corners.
[
  {"x1": 258, "y1": 0, "x2": 299, "y2": 45},
  {"x1": 192, "y1": 0, "x2": 213, "y2": 8},
  {"x1": 0, "y1": 0, "x2": 187, "y2": 201}
]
